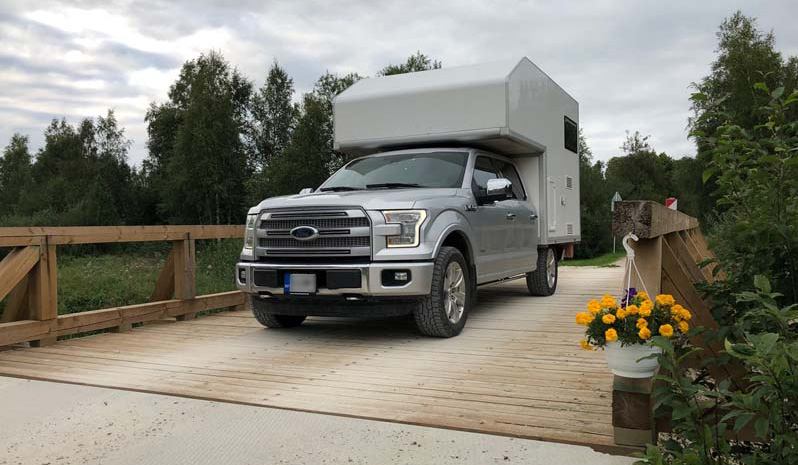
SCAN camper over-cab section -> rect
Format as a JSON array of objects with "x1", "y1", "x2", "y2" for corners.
[
  {"x1": 334, "y1": 57, "x2": 580, "y2": 245},
  {"x1": 237, "y1": 57, "x2": 581, "y2": 338}
]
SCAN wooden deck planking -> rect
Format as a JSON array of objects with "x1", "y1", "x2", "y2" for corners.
[{"x1": 0, "y1": 265, "x2": 627, "y2": 451}]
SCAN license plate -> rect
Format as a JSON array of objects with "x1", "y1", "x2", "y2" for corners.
[{"x1": 286, "y1": 273, "x2": 316, "y2": 294}]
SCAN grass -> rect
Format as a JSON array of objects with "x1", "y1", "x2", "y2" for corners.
[
  {"x1": 56, "y1": 238, "x2": 242, "y2": 316},
  {"x1": 561, "y1": 252, "x2": 625, "y2": 267}
]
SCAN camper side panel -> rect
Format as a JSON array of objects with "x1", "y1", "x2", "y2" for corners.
[{"x1": 507, "y1": 60, "x2": 580, "y2": 245}]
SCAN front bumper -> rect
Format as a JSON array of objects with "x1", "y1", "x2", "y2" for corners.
[{"x1": 236, "y1": 261, "x2": 434, "y2": 297}]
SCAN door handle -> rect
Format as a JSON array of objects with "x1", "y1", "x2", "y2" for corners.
[
  {"x1": 530, "y1": 213, "x2": 538, "y2": 221},
  {"x1": 506, "y1": 213, "x2": 516, "y2": 221}
]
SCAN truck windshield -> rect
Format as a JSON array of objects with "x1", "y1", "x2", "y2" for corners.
[{"x1": 320, "y1": 152, "x2": 468, "y2": 191}]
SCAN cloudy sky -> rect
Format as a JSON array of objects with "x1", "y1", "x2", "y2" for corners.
[{"x1": 1, "y1": 0, "x2": 796, "y2": 166}]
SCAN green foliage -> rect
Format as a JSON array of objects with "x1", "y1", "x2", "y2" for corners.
[
  {"x1": 577, "y1": 130, "x2": 614, "y2": 258},
  {"x1": 561, "y1": 252, "x2": 624, "y2": 267},
  {"x1": 638, "y1": 280, "x2": 798, "y2": 465},
  {"x1": 149, "y1": 51, "x2": 253, "y2": 224},
  {"x1": 689, "y1": 11, "x2": 798, "y2": 223},
  {"x1": 378, "y1": 51, "x2": 441, "y2": 76},
  {"x1": 0, "y1": 134, "x2": 33, "y2": 217},
  {"x1": 247, "y1": 61, "x2": 299, "y2": 204}
]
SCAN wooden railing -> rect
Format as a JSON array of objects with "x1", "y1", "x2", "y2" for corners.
[
  {"x1": 610, "y1": 201, "x2": 747, "y2": 447},
  {"x1": 0, "y1": 225, "x2": 245, "y2": 348}
]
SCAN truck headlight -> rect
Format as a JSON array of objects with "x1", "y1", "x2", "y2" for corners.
[
  {"x1": 382, "y1": 210, "x2": 427, "y2": 248},
  {"x1": 244, "y1": 214, "x2": 257, "y2": 249}
]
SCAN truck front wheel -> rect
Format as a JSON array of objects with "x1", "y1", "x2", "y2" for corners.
[
  {"x1": 250, "y1": 296, "x2": 307, "y2": 328},
  {"x1": 526, "y1": 246, "x2": 558, "y2": 296},
  {"x1": 414, "y1": 246, "x2": 472, "y2": 338}
]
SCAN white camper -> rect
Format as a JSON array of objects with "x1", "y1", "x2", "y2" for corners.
[{"x1": 334, "y1": 57, "x2": 581, "y2": 246}]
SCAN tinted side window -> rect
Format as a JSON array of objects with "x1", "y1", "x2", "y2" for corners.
[
  {"x1": 471, "y1": 156, "x2": 498, "y2": 198},
  {"x1": 492, "y1": 159, "x2": 525, "y2": 200},
  {"x1": 564, "y1": 116, "x2": 578, "y2": 153}
]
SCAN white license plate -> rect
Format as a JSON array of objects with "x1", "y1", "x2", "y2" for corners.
[{"x1": 287, "y1": 273, "x2": 316, "y2": 294}]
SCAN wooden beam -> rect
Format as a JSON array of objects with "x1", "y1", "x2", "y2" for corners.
[
  {"x1": 612, "y1": 201, "x2": 698, "y2": 239},
  {"x1": 0, "y1": 225, "x2": 244, "y2": 246},
  {"x1": 150, "y1": 247, "x2": 176, "y2": 302},
  {"x1": 627, "y1": 237, "x2": 662, "y2": 296},
  {"x1": 660, "y1": 239, "x2": 748, "y2": 390},
  {"x1": 174, "y1": 236, "x2": 197, "y2": 321},
  {"x1": 0, "y1": 246, "x2": 40, "y2": 302},
  {"x1": 28, "y1": 241, "x2": 57, "y2": 347},
  {"x1": 0, "y1": 291, "x2": 244, "y2": 346},
  {"x1": 0, "y1": 275, "x2": 29, "y2": 323}
]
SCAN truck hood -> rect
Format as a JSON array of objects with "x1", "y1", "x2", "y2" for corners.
[{"x1": 253, "y1": 188, "x2": 458, "y2": 212}]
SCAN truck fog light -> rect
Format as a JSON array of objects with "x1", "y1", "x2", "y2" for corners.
[{"x1": 394, "y1": 271, "x2": 408, "y2": 281}]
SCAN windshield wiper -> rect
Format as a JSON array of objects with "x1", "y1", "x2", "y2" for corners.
[
  {"x1": 318, "y1": 186, "x2": 361, "y2": 192},
  {"x1": 366, "y1": 183, "x2": 421, "y2": 189}
]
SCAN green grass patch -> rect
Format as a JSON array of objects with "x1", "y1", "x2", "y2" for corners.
[{"x1": 561, "y1": 252, "x2": 625, "y2": 267}]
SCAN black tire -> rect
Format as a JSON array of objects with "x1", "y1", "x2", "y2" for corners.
[
  {"x1": 250, "y1": 296, "x2": 307, "y2": 328},
  {"x1": 526, "y1": 246, "x2": 558, "y2": 296},
  {"x1": 413, "y1": 246, "x2": 472, "y2": 338}
]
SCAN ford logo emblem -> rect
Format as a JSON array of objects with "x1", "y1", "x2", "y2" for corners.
[{"x1": 290, "y1": 226, "x2": 319, "y2": 241}]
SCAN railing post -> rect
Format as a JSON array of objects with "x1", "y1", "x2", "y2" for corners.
[
  {"x1": 29, "y1": 237, "x2": 57, "y2": 347},
  {"x1": 174, "y1": 233, "x2": 197, "y2": 321}
]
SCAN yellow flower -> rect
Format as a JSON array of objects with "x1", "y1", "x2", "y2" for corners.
[
  {"x1": 680, "y1": 309, "x2": 692, "y2": 320},
  {"x1": 575, "y1": 312, "x2": 592, "y2": 326},
  {"x1": 626, "y1": 305, "x2": 639, "y2": 315},
  {"x1": 636, "y1": 318, "x2": 648, "y2": 329},
  {"x1": 635, "y1": 291, "x2": 649, "y2": 300},
  {"x1": 639, "y1": 300, "x2": 653, "y2": 317},
  {"x1": 602, "y1": 314, "x2": 616, "y2": 324},
  {"x1": 580, "y1": 339, "x2": 593, "y2": 351},
  {"x1": 656, "y1": 294, "x2": 675, "y2": 307},
  {"x1": 587, "y1": 300, "x2": 601, "y2": 315},
  {"x1": 605, "y1": 328, "x2": 618, "y2": 342},
  {"x1": 659, "y1": 324, "x2": 674, "y2": 338},
  {"x1": 638, "y1": 327, "x2": 652, "y2": 340},
  {"x1": 616, "y1": 308, "x2": 628, "y2": 319},
  {"x1": 600, "y1": 294, "x2": 617, "y2": 309},
  {"x1": 678, "y1": 321, "x2": 689, "y2": 333}
]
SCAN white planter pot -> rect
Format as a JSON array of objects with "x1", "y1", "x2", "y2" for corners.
[{"x1": 603, "y1": 342, "x2": 662, "y2": 378}]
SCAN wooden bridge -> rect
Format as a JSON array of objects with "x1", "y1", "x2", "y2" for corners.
[{"x1": 0, "y1": 202, "x2": 723, "y2": 454}]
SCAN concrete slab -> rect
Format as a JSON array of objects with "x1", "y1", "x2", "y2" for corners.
[{"x1": 0, "y1": 377, "x2": 634, "y2": 465}]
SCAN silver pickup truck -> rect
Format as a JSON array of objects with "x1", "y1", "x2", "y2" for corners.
[{"x1": 236, "y1": 58, "x2": 580, "y2": 337}]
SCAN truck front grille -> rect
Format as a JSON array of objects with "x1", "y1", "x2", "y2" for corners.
[
  {"x1": 255, "y1": 208, "x2": 371, "y2": 259},
  {"x1": 259, "y1": 236, "x2": 370, "y2": 248}
]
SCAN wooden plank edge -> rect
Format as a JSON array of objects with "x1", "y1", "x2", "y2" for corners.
[{"x1": 0, "y1": 291, "x2": 245, "y2": 346}]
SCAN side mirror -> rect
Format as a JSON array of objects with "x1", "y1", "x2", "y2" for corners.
[
  {"x1": 299, "y1": 188, "x2": 314, "y2": 195},
  {"x1": 481, "y1": 178, "x2": 513, "y2": 204}
]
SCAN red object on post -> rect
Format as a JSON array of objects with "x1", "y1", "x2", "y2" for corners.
[{"x1": 665, "y1": 198, "x2": 677, "y2": 210}]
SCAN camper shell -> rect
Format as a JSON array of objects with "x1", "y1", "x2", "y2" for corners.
[{"x1": 333, "y1": 57, "x2": 580, "y2": 245}]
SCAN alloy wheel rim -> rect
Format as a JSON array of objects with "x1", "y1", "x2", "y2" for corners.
[
  {"x1": 443, "y1": 262, "x2": 466, "y2": 324},
  {"x1": 546, "y1": 248, "x2": 556, "y2": 288}
]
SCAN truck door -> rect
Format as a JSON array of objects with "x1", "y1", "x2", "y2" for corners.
[
  {"x1": 491, "y1": 158, "x2": 538, "y2": 274},
  {"x1": 469, "y1": 156, "x2": 517, "y2": 283}
]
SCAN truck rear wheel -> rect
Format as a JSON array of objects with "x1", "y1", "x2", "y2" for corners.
[
  {"x1": 414, "y1": 246, "x2": 471, "y2": 337},
  {"x1": 526, "y1": 246, "x2": 558, "y2": 296},
  {"x1": 250, "y1": 296, "x2": 307, "y2": 328}
]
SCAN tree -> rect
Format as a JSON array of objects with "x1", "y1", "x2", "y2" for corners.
[
  {"x1": 378, "y1": 51, "x2": 441, "y2": 76},
  {"x1": 689, "y1": 11, "x2": 798, "y2": 222},
  {"x1": 247, "y1": 61, "x2": 298, "y2": 203},
  {"x1": 576, "y1": 131, "x2": 613, "y2": 258},
  {"x1": 605, "y1": 131, "x2": 675, "y2": 204},
  {"x1": 0, "y1": 134, "x2": 33, "y2": 217},
  {"x1": 146, "y1": 51, "x2": 253, "y2": 224}
]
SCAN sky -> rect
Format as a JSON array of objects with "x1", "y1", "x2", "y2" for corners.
[{"x1": 1, "y1": 0, "x2": 797, "y2": 166}]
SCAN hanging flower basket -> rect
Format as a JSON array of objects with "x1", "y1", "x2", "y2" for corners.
[{"x1": 575, "y1": 290, "x2": 692, "y2": 377}]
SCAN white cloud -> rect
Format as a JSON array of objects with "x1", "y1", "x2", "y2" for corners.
[{"x1": 1, "y1": 0, "x2": 797, "y2": 166}]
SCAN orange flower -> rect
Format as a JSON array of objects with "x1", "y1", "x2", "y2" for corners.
[
  {"x1": 638, "y1": 327, "x2": 652, "y2": 340},
  {"x1": 602, "y1": 314, "x2": 616, "y2": 324},
  {"x1": 626, "y1": 305, "x2": 639, "y2": 315},
  {"x1": 678, "y1": 321, "x2": 689, "y2": 333},
  {"x1": 659, "y1": 324, "x2": 674, "y2": 338},
  {"x1": 580, "y1": 339, "x2": 593, "y2": 351},
  {"x1": 575, "y1": 312, "x2": 592, "y2": 326},
  {"x1": 605, "y1": 328, "x2": 618, "y2": 342},
  {"x1": 636, "y1": 318, "x2": 648, "y2": 329}
]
